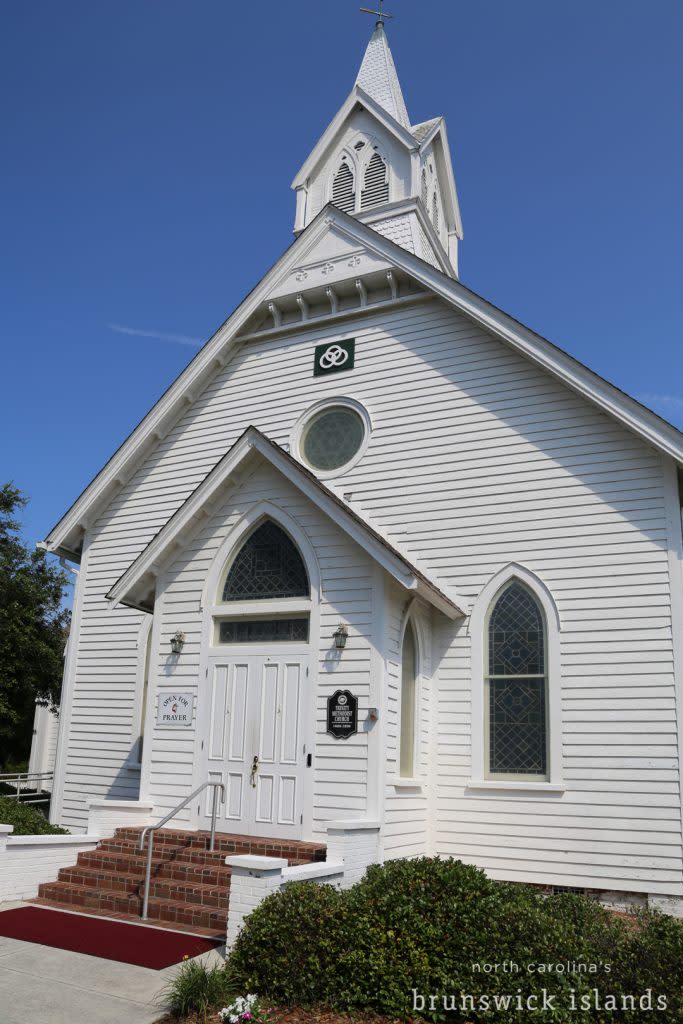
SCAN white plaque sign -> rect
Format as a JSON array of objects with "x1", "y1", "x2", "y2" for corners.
[{"x1": 157, "y1": 692, "x2": 193, "y2": 728}]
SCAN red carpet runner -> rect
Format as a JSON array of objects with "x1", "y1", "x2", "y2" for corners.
[{"x1": 0, "y1": 906, "x2": 221, "y2": 969}]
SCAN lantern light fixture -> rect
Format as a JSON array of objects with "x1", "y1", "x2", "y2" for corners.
[
  {"x1": 333, "y1": 623, "x2": 348, "y2": 650},
  {"x1": 170, "y1": 631, "x2": 186, "y2": 655}
]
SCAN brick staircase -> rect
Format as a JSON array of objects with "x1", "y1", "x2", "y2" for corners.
[{"x1": 35, "y1": 827, "x2": 326, "y2": 937}]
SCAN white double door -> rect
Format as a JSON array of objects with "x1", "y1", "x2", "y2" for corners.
[{"x1": 202, "y1": 652, "x2": 308, "y2": 839}]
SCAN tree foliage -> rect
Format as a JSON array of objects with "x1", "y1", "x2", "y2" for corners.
[{"x1": 0, "y1": 483, "x2": 71, "y2": 769}]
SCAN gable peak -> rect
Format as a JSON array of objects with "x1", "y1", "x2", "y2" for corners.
[{"x1": 354, "y1": 21, "x2": 410, "y2": 129}]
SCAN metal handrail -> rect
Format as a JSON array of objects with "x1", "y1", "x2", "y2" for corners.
[
  {"x1": 0, "y1": 771, "x2": 53, "y2": 801},
  {"x1": 137, "y1": 780, "x2": 225, "y2": 920}
]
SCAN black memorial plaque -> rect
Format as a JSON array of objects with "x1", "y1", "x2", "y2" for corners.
[{"x1": 326, "y1": 689, "x2": 358, "y2": 739}]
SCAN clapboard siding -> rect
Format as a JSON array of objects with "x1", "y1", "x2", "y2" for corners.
[{"x1": 56, "y1": 294, "x2": 683, "y2": 897}]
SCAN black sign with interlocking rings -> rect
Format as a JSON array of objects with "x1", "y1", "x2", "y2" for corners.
[
  {"x1": 314, "y1": 339, "x2": 355, "y2": 377},
  {"x1": 326, "y1": 689, "x2": 358, "y2": 739}
]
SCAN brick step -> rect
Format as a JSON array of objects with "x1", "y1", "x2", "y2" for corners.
[
  {"x1": 113, "y1": 827, "x2": 326, "y2": 862},
  {"x1": 76, "y1": 848, "x2": 233, "y2": 885},
  {"x1": 37, "y1": 881, "x2": 227, "y2": 931},
  {"x1": 96, "y1": 837, "x2": 229, "y2": 864},
  {"x1": 32, "y1": 898, "x2": 224, "y2": 939},
  {"x1": 88, "y1": 849, "x2": 234, "y2": 886},
  {"x1": 56, "y1": 866, "x2": 230, "y2": 908}
]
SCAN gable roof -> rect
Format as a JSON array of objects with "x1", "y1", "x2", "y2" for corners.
[
  {"x1": 41, "y1": 204, "x2": 683, "y2": 564},
  {"x1": 354, "y1": 22, "x2": 410, "y2": 129},
  {"x1": 106, "y1": 427, "x2": 466, "y2": 620}
]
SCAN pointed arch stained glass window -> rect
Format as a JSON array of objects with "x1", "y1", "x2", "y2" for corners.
[
  {"x1": 222, "y1": 522, "x2": 309, "y2": 602},
  {"x1": 486, "y1": 582, "x2": 547, "y2": 777}
]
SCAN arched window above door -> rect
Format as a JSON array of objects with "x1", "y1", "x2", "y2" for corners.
[{"x1": 221, "y1": 521, "x2": 309, "y2": 602}]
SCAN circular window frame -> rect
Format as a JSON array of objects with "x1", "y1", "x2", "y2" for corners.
[{"x1": 291, "y1": 397, "x2": 372, "y2": 479}]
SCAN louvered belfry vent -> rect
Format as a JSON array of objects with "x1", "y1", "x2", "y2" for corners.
[
  {"x1": 331, "y1": 161, "x2": 356, "y2": 213},
  {"x1": 361, "y1": 153, "x2": 389, "y2": 209}
]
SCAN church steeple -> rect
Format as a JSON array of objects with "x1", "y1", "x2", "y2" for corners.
[
  {"x1": 354, "y1": 21, "x2": 410, "y2": 129},
  {"x1": 291, "y1": 20, "x2": 463, "y2": 277}
]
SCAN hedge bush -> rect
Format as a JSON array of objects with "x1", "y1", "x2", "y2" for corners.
[
  {"x1": 229, "y1": 857, "x2": 683, "y2": 1023},
  {"x1": 0, "y1": 795, "x2": 67, "y2": 835}
]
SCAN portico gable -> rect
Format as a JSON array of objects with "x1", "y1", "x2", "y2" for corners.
[{"x1": 110, "y1": 429, "x2": 461, "y2": 843}]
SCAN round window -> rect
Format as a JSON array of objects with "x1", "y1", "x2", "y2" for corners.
[{"x1": 301, "y1": 405, "x2": 366, "y2": 472}]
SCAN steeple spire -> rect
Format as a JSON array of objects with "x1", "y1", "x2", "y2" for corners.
[{"x1": 354, "y1": 21, "x2": 410, "y2": 128}]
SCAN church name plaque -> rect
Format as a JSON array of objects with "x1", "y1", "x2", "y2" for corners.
[
  {"x1": 314, "y1": 339, "x2": 355, "y2": 377},
  {"x1": 156, "y1": 692, "x2": 193, "y2": 728},
  {"x1": 326, "y1": 689, "x2": 358, "y2": 739}
]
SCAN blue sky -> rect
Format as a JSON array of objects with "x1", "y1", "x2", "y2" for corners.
[{"x1": 2, "y1": 0, "x2": 682, "y2": 565}]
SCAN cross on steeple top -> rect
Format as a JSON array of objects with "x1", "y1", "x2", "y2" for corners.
[{"x1": 360, "y1": 2, "x2": 393, "y2": 26}]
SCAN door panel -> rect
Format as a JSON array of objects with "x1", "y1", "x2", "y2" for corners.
[
  {"x1": 203, "y1": 653, "x2": 307, "y2": 839},
  {"x1": 278, "y1": 775, "x2": 297, "y2": 825},
  {"x1": 280, "y1": 662, "x2": 302, "y2": 764}
]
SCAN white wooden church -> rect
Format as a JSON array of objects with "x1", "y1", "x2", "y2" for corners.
[{"x1": 31, "y1": 18, "x2": 683, "y2": 926}]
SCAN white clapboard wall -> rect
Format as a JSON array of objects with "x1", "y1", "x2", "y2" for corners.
[{"x1": 54, "y1": 296, "x2": 682, "y2": 897}]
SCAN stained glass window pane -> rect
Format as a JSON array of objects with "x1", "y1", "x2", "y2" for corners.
[
  {"x1": 222, "y1": 522, "x2": 309, "y2": 602},
  {"x1": 302, "y1": 407, "x2": 365, "y2": 471},
  {"x1": 218, "y1": 618, "x2": 309, "y2": 644},
  {"x1": 489, "y1": 678, "x2": 547, "y2": 775},
  {"x1": 489, "y1": 582, "x2": 545, "y2": 676}
]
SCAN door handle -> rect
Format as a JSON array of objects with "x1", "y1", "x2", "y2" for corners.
[{"x1": 250, "y1": 755, "x2": 259, "y2": 788}]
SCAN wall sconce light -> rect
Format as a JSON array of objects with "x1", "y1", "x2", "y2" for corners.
[
  {"x1": 170, "y1": 631, "x2": 186, "y2": 655},
  {"x1": 333, "y1": 623, "x2": 348, "y2": 650}
]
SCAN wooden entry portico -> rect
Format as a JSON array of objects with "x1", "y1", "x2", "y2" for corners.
[{"x1": 200, "y1": 652, "x2": 309, "y2": 841}]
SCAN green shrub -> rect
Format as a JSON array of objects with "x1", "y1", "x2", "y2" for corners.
[
  {"x1": 161, "y1": 958, "x2": 239, "y2": 1021},
  {"x1": 229, "y1": 858, "x2": 683, "y2": 1023},
  {"x1": 0, "y1": 795, "x2": 67, "y2": 835}
]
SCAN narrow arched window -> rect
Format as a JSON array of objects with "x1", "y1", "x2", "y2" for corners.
[
  {"x1": 432, "y1": 192, "x2": 440, "y2": 234},
  {"x1": 486, "y1": 582, "x2": 548, "y2": 778},
  {"x1": 421, "y1": 168, "x2": 428, "y2": 207},
  {"x1": 400, "y1": 621, "x2": 418, "y2": 777},
  {"x1": 331, "y1": 161, "x2": 355, "y2": 214},
  {"x1": 222, "y1": 521, "x2": 309, "y2": 602},
  {"x1": 361, "y1": 152, "x2": 389, "y2": 209}
]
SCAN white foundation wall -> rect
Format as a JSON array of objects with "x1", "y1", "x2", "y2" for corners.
[
  {"x1": 143, "y1": 461, "x2": 377, "y2": 837},
  {"x1": 53, "y1": 293, "x2": 683, "y2": 898}
]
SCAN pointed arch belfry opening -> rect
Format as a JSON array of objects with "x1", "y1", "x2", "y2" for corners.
[
  {"x1": 361, "y1": 151, "x2": 389, "y2": 208},
  {"x1": 331, "y1": 159, "x2": 356, "y2": 214}
]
